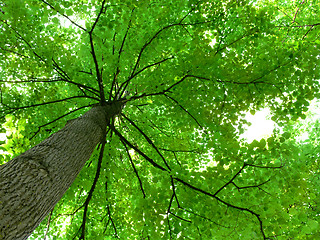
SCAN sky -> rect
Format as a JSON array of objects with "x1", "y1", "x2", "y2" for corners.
[
  {"x1": 240, "y1": 108, "x2": 275, "y2": 142},
  {"x1": 0, "y1": 132, "x2": 5, "y2": 141}
]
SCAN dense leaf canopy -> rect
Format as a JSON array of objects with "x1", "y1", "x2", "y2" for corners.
[{"x1": 1, "y1": 0, "x2": 320, "y2": 239}]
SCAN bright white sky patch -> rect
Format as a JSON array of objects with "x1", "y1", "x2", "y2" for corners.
[
  {"x1": 240, "y1": 109, "x2": 275, "y2": 142},
  {"x1": 0, "y1": 133, "x2": 6, "y2": 155},
  {"x1": 296, "y1": 99, "x2": 320, "y2": 142},
  {"x1": 0, "y1": 133, "x2": 6, "y2": 141}
]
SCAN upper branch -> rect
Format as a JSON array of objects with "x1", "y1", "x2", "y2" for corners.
[
  {"x1": 1, "y1": 96, "x2": 97, "y2": 114},
  {"x1": 2, "y1": 21, "x2": 81, "y2": 84},
  {"x1": 88, "y1": 0, "x2": 107, "y2": 104},
  {"x1": 40, "y1": 0, "x2": 87, "y2": 31},
  {"x1": 0, "y1": 77, "x2": 100, "y2": 97},
  {"x1": 118, "y1": 18, "x2": 214, "y2": 95},
  {"x1": 110, "y1": 8, "x2": 135, "y2": 100}
]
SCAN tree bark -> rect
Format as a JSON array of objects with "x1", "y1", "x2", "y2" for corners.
[{"x1": 0, "y1": 104, "x2": 121, "y2": 240}]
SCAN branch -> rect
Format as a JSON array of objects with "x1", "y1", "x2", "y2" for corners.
[
  {"x1": 110, "y1": 9, "x2": 135, "y2": 100},
  {"x1": 169, "y1": 212, "x2": 192, "y2": 223},
  {"x1": 52, "y1": 57, "x2": 71, "y2": 80},
  {"x1": 121, "y1": 113, "x2": 171, "y2": 170},
  {"x1": 0, "y1": 46, "x2": 29, "y2": 58},
  {"x1": 2, "y1": 20, "x2": 46, "y2": 63},
  {"x1": 178, "y1": 0, "x2": 202, "y2": 24},
  {"x1": 250, "y1": 61, "x2": 292, "y2": 84},
  {"x1": 1, "y1": 20, "x2": 86, "y2": 84},
  {"x1": 103, "y1": 205, "x2": 119, "y2": 238},
  {"x1": 79, "y1": 69, "x2": 93, "y2": 75},
  {"x1": 133, "y1": 56, "x2": 175, "y2": 80},
  {"x1": 43, "y1": 209, "x2": 54, "y2": 240},
  {"x1": 183, "y1": 208, "x2": 229, "y2": 228},
  {"x1": 246, "y1": 163, "x2": 284, "y2": 169},
  {"x1": 170, "y1": 176, "x2": 180, "y2": 208},
  {"x1": 159, "y1": 148, "x2": 200, "y2": 154},
  {"x1": 213, "y1": 163, "x2": 247, "y2": 197},
  {"x1": 135, "y1": 106, "x2": 172, "y2": 137},
  {"x1": 276, "y1": 22, "x2": 320, "y2": 28},
  {"x1": 0, "y1": 77, "x2": 100, "y2": 97},
  {"x1": 79, "y1": 133, "x2": 107, "y2": 240},
  {"x1": 158, "y1": 70, "x2": 287, "y2": 96},
  {"x1": 40, "y1": 0, "x2": 87, "y2": 31},
  {"x1": 215, "y1": 29, "x2": 259, "y2": 56},
  {"x1": 174, "y1": 177, "x2": 266, "y2": 239},
  {"x1": 89, "y1": 0, "x2": 107, "y2": 33},
  {"x1": 231, "y1": 179, "x2": 271, "y2": 194},
  {"x1": 119, "y1": 18, "x2": 215, "y2": 95},
  {"x1": 103, "y1": 176, "x2": 119, "y2": 238},
  {"x1": 122, "y1": 140, "x2": 146, "y2": 198},
  {"x1": 162, "y1": 74, "x2": 192, "y2": 93},
  {"x1": 118, "y1": 56, "x2": 175, "y2": 99},
  {"x1": 292, "y1": 0, "x2": 305, "y2": 24},
  {"x1": 110, "y1": 126, "x2": 167, "y2": 172},
  {"x1": 164, "y1": 93, "x2": 203, "y2": 130},
  {"x1": 302, "y1": 25, "x2": 314, "y2": 40},
  {"x1": 89, "y1": 34, "x2": 105, "y2": 103},
  {"x1": 88, "y1": 0, "x2": 107, "y2": 104},
  {"x1": 29, "y1": 104, "x2": 95, "y2": 140},
  {"x1": 1, "y1": 96, "x2": 97, "y2": 113}
]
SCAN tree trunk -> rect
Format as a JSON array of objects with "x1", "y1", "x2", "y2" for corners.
[{"x1": 0, "y1": 104, "x2": 120, "y2": 240}]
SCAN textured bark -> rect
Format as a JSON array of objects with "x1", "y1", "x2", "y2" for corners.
[{"x1": 0, "y1": 104, "x2": 121, "y2": 240}]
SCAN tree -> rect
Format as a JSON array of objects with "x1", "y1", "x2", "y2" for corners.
[{"x1": 0, "y1": 0, "x2": 319, "y2": 239}]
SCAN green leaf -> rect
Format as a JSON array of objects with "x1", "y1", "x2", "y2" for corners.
[{"x1": 1, "y1": 0, "x2": 320, "y2": 239}]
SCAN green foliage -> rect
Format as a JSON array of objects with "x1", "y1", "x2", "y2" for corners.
[{"x1": 1, "y1": 0, "x2": 320, "y2": 239}]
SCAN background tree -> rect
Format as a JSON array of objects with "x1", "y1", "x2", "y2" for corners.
[{"x1": 0, "y1": 0, "x2": 319, "y2": 239}]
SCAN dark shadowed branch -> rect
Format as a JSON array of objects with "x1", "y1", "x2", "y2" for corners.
[
  {"x1": 213, "y1": 163, "x2": 247, "y2": 197},
  {"x1": 163, "y1": 93, "x2": 203, "y2": 130},
  {"x1": 103, "y1": 205, "x2": 119, "y2": 238},
  {"x1": 173, "y1": 177, "x2": 266, "y2": 239},
  {"x1": 231, "y1": 179, "x2": 271, "y2": 195},
  {"x1": 110, "y1": 126, "x2": 167, "y2": 171},
  {"x1": 121, "y1": 113, "x2": 171, "y2": 170},
  {"x1": 79, "y1": 131, "x2": 107, "y2": 240}
]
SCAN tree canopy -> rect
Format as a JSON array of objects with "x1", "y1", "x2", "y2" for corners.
[{"x1": 0, "y1": 0, "x2": 320, "y2": 239}]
